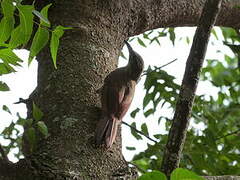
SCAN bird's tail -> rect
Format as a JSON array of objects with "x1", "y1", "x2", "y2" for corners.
[{"x1": 95, "y1": 115, "x2": 119, "y2": 148}]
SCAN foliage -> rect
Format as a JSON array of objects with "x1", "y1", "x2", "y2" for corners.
[
  {"x1": 1, "y1": 102, "x2": 47, "y2": 158},
  {"x1": 0, "y1": 0, "x2": 56, "y2": 159},
  {"x1": 129, "y1": 27, "x2": 240, "y2": 176},
  {"x1": 0, "y1": 0, "x2": 68, "y2": 91},
  {"x1": 137, "y1": 168, "x2": 204, "y2": 180},
  {"x1": 130, "y1": 28, "x2": 176, "y2": 46}
]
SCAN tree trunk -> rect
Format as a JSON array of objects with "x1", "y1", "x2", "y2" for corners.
[{"x1": 1, "y1": 0, "x2": 240, "y2": 179}]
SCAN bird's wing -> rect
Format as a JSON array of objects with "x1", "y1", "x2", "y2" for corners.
[
  {"x1": 95, "y1": 81, "x2": 126, "y2": 148},
  {"x1": 104, "y1": 80, "x2": 136, "y2": 120},
  {"x1": 118, "y1": 80, "x2": 136, "y2": 120},
  {"x1": 101, "y1": 81, "x2": 126, "y2": 115}
]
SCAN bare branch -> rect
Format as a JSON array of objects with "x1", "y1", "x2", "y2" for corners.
[
  {"x1": 158, "y1": 58, "x2": 178, "y2": 69},
  {"x1": 122, "y1": 121, "x2": 158, "y2": 144},
  {"x1": 142, "y1": 58, "x2": 177, "y2": 76},
  {"x1": 215, "y1": 129, "x2": 240, "y2": 141}
]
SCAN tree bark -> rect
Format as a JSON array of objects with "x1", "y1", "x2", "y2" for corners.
[{"x1": 1, "y1": 0, "x2": 240, "y2": 179}]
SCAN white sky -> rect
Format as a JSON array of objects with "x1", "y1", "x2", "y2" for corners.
[{"x1": 0, "y1": 27, "x2": 232, "y2": 162}]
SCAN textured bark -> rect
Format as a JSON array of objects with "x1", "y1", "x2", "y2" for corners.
[{"x1": 0, "y1": 0, "x2": 240, "y2": 179}]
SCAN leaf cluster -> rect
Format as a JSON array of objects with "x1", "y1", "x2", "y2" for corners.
[
  {"x1": 138, "y1": 168, "x2": 204, "y2": 180},
  {"x1": 0, "y1": 0, "x2": 67, "y2": 91},
  {"x1": 1, "y1": 102, "x2": 48, "y2": 158},
  {"x1": 129, "y1": 27, "x2": 240, "y2": 176}
]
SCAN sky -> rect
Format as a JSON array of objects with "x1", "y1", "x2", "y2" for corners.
[{"x1": 0, "y1": 27, "x2": 232, "y2": 162}]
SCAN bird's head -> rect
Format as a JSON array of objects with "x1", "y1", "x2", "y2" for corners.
[{"x1": 124, "y1": 40, "x2": 144, "y2": 82}]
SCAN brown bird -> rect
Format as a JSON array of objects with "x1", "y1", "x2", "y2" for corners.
[{"x1": 95, "y1": 40, "x2": 144, "y2": 148}]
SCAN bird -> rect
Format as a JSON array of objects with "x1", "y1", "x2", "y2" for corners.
[{"x1": 95, "y1": 40, "x2": 144, "y2": 148}]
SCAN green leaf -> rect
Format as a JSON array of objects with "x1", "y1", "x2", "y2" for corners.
[
  {"x1": 130, "y1": 108, "x2": 140, "y2": 118},
  {"x1": 171, "y1": 168, "x2": 205, "y2": 180},
  {"x1": 144, "y1": 108, "x2": 154, "y2": 117},
  {"x1": 138, "y1": 170, "x2": 167, "y2": 180},
  {"x1": 132, "y1": 158, "x2": 149, "y2": 172},
  {"x1": 8, "y1": 26, "x2": 25, "y2": 48},
  {"x1": 0, "y1": 81, "x2": 10, "y2": 91},
  {"x1": 186, "y1": 37, "x2": 190, "y2": 45},
  {"x1": 211, "y1": 28, "x2": 218, "y2": 40},
  {"x1": 17, "y1": 5, "x2": 34, "y2": 43},
  {"x1": 0, "y1": 0, "x2": 15, "y2": 44},
  {"x1": 0, "y1": 17, "x2": 15, "y2": 44},
  {"x1": 119, "y1": 51, "x2": 127, "y2": 60},
  {"x1": 28, "y1": 4, "x2": 52, "y2": 65},
  {"x1": 169, "y1": 28, "x2": 175, "y2": 46},
  {"x1": 39, "y1": 3, "x2": 52, "y2": 27},
  {"x1": 37, "y1": 121, "x2": 48, "y2": 137},
  {"x1": 137, "y1": 37, "x2": 147, "y2": 47},
  {"x1": 221, "y1": 27, "x2": 238, "y2": 41},
  {"x1": 9, "y1": 5, "x2": 34, "y2": 48},
  {"x1": 130, "y1": 122, "x2": 143, "y2": 140},
  {"x1": 143, "y1": 93, "x2": 153, "y2": 109},
  {"x1": 153, "y1": 37, "x2": 161, "y2": 45},
  {"x1": 143, "y1": 33, "x2": 150, "y2": 40},
  {"x1": 32, "y1": 102, "x2": 43, "y2": 121},
  {"x1": 141, "y1": 123, "x2": 149, "y2": 136},
  {"x1": 16, "y1": 116, "x2": 26, "y2": 126},
  {"x1": 1, "y1": 121, "x2": 15, "y2": 136},
  {"x1": 50, "y1": 26, "x2": 66, "y2": 68},
  {"x1": 0, "y1": 63, "x2": 15, "y2": 75},
  {"x1": 26, "y1": 127, "x2": 36, "y2": 149},
  {"x1": 126, "y1": 146, "x2": 136, "y2": 151},
  {"x1": 1, "y1": 0, "x2": 15, "y2": 17},
  {"x1": 2, "y1": 105, "x2": 11, "y2": 114},
  {"x1": 158, "y1": 31, "x2": 167, "y2": 37},
  {"x1": 0, "y1": 48, "x2": 23, "y2": 66},
  {"x1": 153, "y1": 134, "x2": 162, "y2": 139},
  {"x1": 28, "y1": 27, "x2": 49, "y2": 65}
]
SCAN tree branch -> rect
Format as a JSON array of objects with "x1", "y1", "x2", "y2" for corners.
[
  {"x1": 142, "y1": 58, "x2": 177, "y2": 76},
  {"x1": 122, "y1": 121, "x2": 158, "y2": 143},
  {"x1": 161, "y1": 0, "x2": 223, "y2": 176},
  {"x1": 215, "y1": 129, "x2": 240, "y2": 141},
  {"x1": 127, "y1": 0, "x2": 240, "y2": 36}
]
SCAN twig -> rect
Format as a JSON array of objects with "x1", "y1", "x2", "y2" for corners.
[
  {"x1": 158, "y1": 58, "x2": 178, "y2": 69},
  {"x1": 141, "y1": 58, "x2": 177, "y2": 76},
  {"x1": 14, "y1": 98, "x2": 28, "y2": 104},
  {"x1": 215, "y1": 129, "x2": 240, "y2": 141},
  {"x1": 0, "y1": 144, "x2": 9, "y2": 162},
  {"x1": 122, "y1": 121, "x2": 158, "y2": 143}
]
